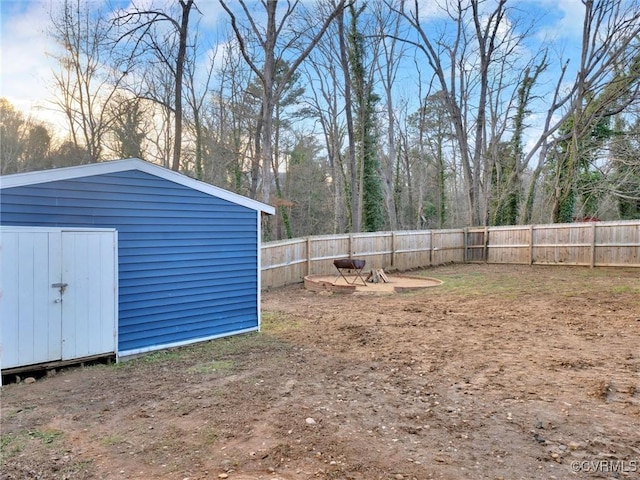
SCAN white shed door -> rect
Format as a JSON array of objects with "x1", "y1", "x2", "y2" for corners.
[
  {"x1": 0, "y1": 229, "x2": 117, "y2": 370},
  {"x1": 60, "y1": 231, "x2": 117, "y2": 360}
]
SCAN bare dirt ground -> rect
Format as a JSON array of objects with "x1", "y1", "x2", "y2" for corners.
[{"x1": 2, "y1": 264, "x2": 639, "y2": 480}]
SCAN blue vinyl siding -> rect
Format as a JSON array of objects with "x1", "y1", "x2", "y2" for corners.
[{"x1": 0, "y1": 170, "x2": 260, "y2": 352}]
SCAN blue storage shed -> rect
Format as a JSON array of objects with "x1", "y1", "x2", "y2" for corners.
[{"x1": 0, "y1": 159, "x2": 275, "y2": 366}]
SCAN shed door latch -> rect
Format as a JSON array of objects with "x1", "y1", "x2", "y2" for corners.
[{"x1": 51, "y1": 282, "x2": 68, "y2": 295}]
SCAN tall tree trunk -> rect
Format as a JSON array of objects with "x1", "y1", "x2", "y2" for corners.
[
  {"x1": 338, "y1": 6, "x2": 360, "y2": 232},
  {"x1": 251, "y1": 105, "x2": 263, "y2": 199},
  {"x1": 384, "y1": 84, "x2": 398, "y2": 230},
  {"x1": 172, "y1": 0, "x2": 193, "y2": 172}
]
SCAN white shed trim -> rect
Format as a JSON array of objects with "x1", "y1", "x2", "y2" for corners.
[
  {"x1": 117, "y1": 326, "x2": 259, "y2": 360},
  {"x1": 0, "y1": 158, "x2": 276, "y2": 215}
]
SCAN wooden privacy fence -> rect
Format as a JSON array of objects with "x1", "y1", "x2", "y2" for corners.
[{"x1": 261, "y1": 220, "x2": 640, "y2": 289}]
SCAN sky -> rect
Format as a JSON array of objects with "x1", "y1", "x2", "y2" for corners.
[
  {"x1": 0, "y1": 0, "x2": 230, "y2": 133},
  {"x1": 1, "y1": 1, "x2": 59, "y2": 127},
  {"x1": 0, "y1": 0, "x2": 589, "y2": 140}
]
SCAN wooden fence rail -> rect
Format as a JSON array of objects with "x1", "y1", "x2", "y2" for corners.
[{"x1": 261, "y1": 220, "x2": 640, "y2": 289}]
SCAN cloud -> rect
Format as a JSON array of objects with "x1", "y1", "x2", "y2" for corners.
[
  {"x1": 533, "y1": 0, "x2": 585, "y2": 43},
  {"x1": 196, "y1": 1, "x2": 227, "y2": 30},
  {"x1": 0, "y1": 0, "x2": 64, "y2": 129},
  {"x1": 413, "y1": 0, "x2": 451, "y2": 21}
]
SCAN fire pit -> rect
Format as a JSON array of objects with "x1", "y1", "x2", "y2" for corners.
[{"x1": 333, "y1": 258, "x2": 367, "y2": 286}]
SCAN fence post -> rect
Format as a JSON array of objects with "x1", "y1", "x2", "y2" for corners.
[
  {"x1": 529, "y1": 225, "x2": 534, "y2": 265},
  {"x1": 391, "y1": 232, "x2": 396, "y2": 267},
  {"x1": 306, "y1": 236, "x2": 312, "y2": 276},
  {"x1": 484, "y1": 226, "x2": 489, "y2": 263},
  {"x1": 590, "y1": 223, "x2": 596, "y2": 268},
  {"x1": 463, "y1": 227, "x2": 468, "y2": 263},
  {"x1": 430, "y1": 230, "x2": 435, "y2": 265}
]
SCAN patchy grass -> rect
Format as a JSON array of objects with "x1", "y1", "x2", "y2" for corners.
[
  {"x1": 187, "y1": 359, "x2": 235, "y2": 375},
  {"x1": 201, "y1": 427, "x2": 219, "y2": 445},
  {"x1": 1, "y1": 428, "x2": 64, "y2": 461},
  {"x1": 609, "y1": 284, "x2": 640, "y2": 294},
  {"x1": 128, "y1": 349, "x2": 186, "y2": 365},
  {"x1": 27, "y1": 428, "x2": 63, "y2": 445},
  {"x1": 99, "y1": 434, "x2": 125, "y2": 447},
  {"x1": 421, "y1": 265, "x2": 640, "y2": 300},
  {"x1": 426, "y1": 268, "x2": 533, "y2": 297},
  {"x1": 110, "y1": 330, "x2": 286, "y2": 374},
  {"x1": 261, "y1": 311, "x2": 301, "y2": 333},
  {"x1": 0, "y1": 432, "x2": 24, "y2": 459}
]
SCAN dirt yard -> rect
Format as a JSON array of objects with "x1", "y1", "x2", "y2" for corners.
[{"x1": 2, "y1": 264, "x2": 639, "y2": 480}]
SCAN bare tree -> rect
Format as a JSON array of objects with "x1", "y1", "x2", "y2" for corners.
[
  {"x1": 113, "y1": 0, "x2": 197, "y2": 171},
  {"x1": 390, "y1": 0, "x2": 527, "y2": 225},
  {"x1": 184, "y1": 27, "x2": 218, "y2": 180},
  {"x1": 211, "y1": 37, "x2": 260, "y2": 194},
  {"x1": 0, "y1": 98, "x2": 27, "y2": 174},
  {"x1": 135, "y1": 65, "x2": 177, "y2": 169},
  {"x1": 302, "y1": 12, "x2": 349, "y2": 233},
  {"x1": 0, "y1": 99, "x2": 54, "y2": 174},
  {"x1": 388, "y1": 0, "x2": 640, "y2": 226},
  {"x1": 547, "y1": 1, "x2": 640, "y2": 223},
  {"x1": 49, "y1": 0, "x2": 128, "y2": 163},
  {"x1": 608, "y1": 112, "x2": 640, "y2": 219},
  {"x1": 218, "y1": 0, "x2": 346, "y2": 211}
]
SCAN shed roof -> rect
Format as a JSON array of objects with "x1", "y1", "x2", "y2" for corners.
[{"x1": 0, "y1": 158, "x2": 275, "y2": 215}]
